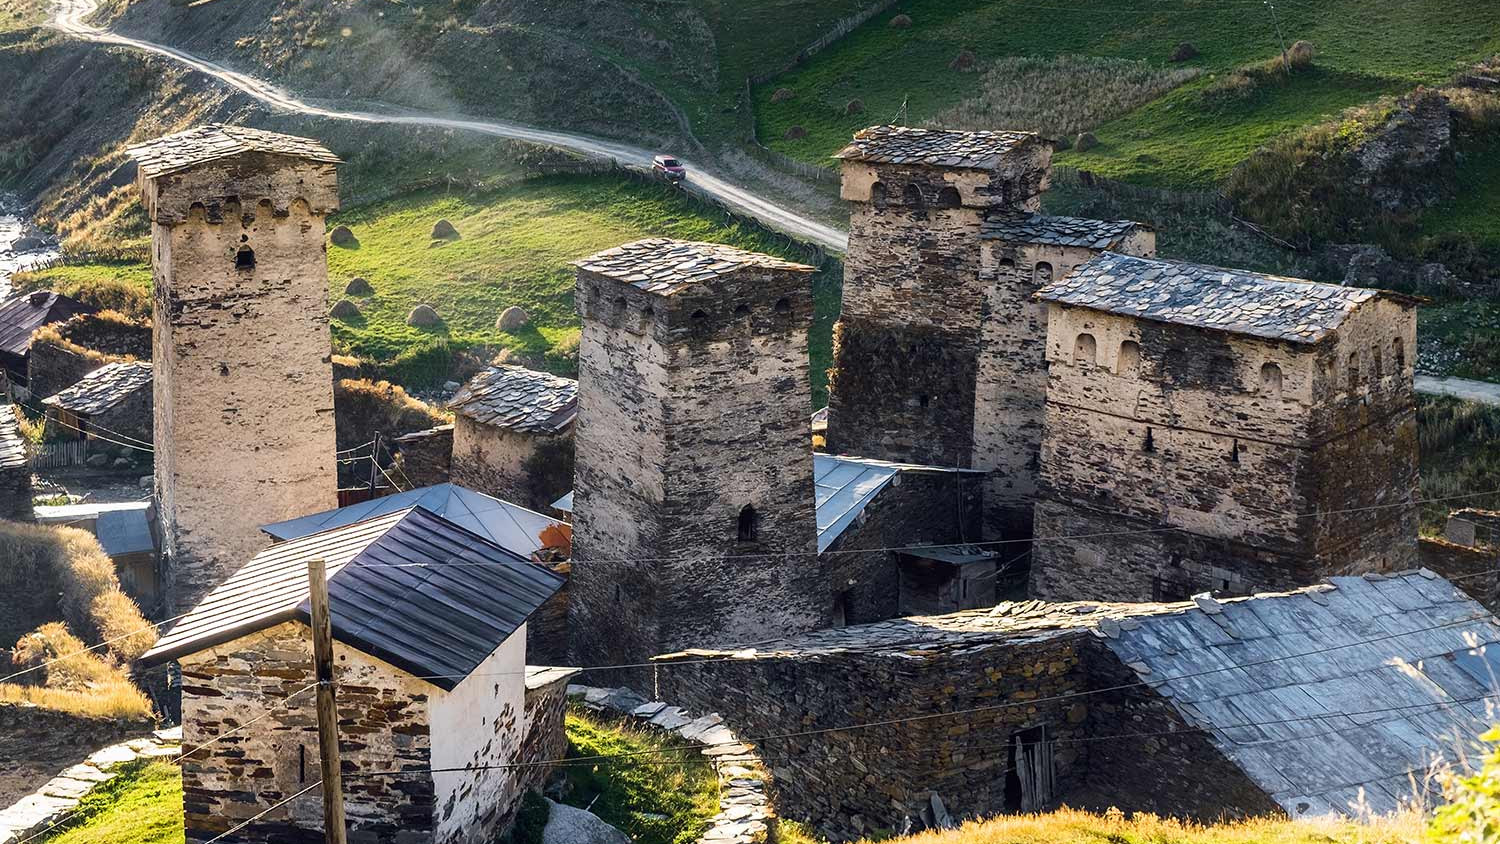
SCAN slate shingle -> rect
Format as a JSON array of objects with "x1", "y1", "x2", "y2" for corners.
[
  {"x1": 981, "y1": 213, "x2": 1148, "y2": 249},
  {"x1": 43, "y1": 361, "x2": 151, "y2": 415},
  {"x1": 127, "y1": 123, "x2": 341, "y2": 179},
  {"x1": 834, "y1": 125, "x2": 1038, "y2": 170},
  {"x1": 448, "y1": 365, "x2": 578, "y2": 433},
  {"x1": 572, "y1": 239, "x2": 814, "y2": 296}
]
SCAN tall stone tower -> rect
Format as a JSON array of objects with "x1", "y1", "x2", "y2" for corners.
[
  {"x1": 826, "y1": 125, "x2": 1153, "y2": 539},
  {"x1": 129, "y1": 125, "x2": 340, "y2": 614},
  {"x1": 568, "y1": 239, "x2": 824, "y2": 666}
]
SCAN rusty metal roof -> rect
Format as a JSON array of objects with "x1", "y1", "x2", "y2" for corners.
[
  {"x1": 43, "y1": 361, "x2": 151, "y2": 415},
  {"x1": 449, "y1": 365, "x2": 578, "y2": 433},
  {"x1": 127, "y1": 124, "x2": 341, "y2": 179},
  {"x1": 572, "y1": 239, "x2": 814, "y2": 296},
  {"x1": 1038, "y1": 252, "x2": 1401, "y2": 344},
  {"x1": 834, "y1": 125, "x2": 1038, "y2": 169},
  {"x1": 981, "y1": 213, "x2": 1148, "y2": 249},
  {"x1": 144, "y1": 506, "x2": 565, "y2": 689}
]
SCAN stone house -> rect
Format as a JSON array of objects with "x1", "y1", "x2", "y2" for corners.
[
  {"x1": 826, "y1": 125, "x2": 1154, "y2": 540},
  {"x1": 0, "y1": 290, "x2": 95, "y2": 395},
  {"x1": 34, "y1": 500, "x2": 161, "y2": 606},
  {"x1": 659, "y1": 570, "x2": 1499, "y2": 840},
  {"x1": 568, "y1": 239, "x2": 825, "y2": 666},
  {"x1": 392, "y1": 424, "x2": 454, "y2": 488},
  {"x1": 448, "y1": 365, "x2": 577, "y2": 512},
  {"x1": 130, "y1": 124, "x2": 341, "y2": 614},
  {"x1": 1030, "y1": 253, "x2": 1420, "y2": 601},
  {"x1": 0, "y1": 404, "x2": 33, "y2": 521},
  {"x1": 26, "y1": 310, "x2": 152, "y2": 401},
  {"x1": 143, "y1": 505, "x2": 572, "y2": 844},
  {"x1": 41, "y1": 361, "x2": 153, "y2": 446}
]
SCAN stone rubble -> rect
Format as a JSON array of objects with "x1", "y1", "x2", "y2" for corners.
[
  {"x1": 0, "y1": 727, "x2": 181, "y2": 844},
  {"x1": 567, "y1": 685, "x2": 771, "y2": 844}
]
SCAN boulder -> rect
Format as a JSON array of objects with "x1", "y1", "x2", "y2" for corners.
[
  {"x1": 329, "y1": 225, "x2": 357, "y2": 248},
  {"x1": 112, "y1": 457, "x2": 132, "y2": 470},
  {"x1": 497, "y1": 306, "x2": 529, "y2": 332},
  {"x1": 85, "y1": 453, "x2": 110, "y2": 469},
  {"x1": 329, "y1": 299, "x2": 361, "y2": 320},
  {"x1": 1169, "y1": 42, "x2": 1199, "y2": 62},
  {"x1": 407, "y1": 304, "x2": 441, "y2": 327},
  {"x1": 1074, "y1": 132, "x2": 1099, "y2": 152},
  {"x1": 345, "y1": 276, "x2": 374, "y2": 296},
  {"x1": 138, "y1": 475, "x2": 153, "y2": 490},
  {"x1": 11, "y1": 236, "x2": 45, "y2": 252},
  {"x1": 431, "y1": 219, "x2": 459, "y2": 240},
  {"x1": 889, "y1": 13, "x2": 912, "y2": 28},
  {"x1": 541, "y1": 799, "x2": 630, "y2": 844}
]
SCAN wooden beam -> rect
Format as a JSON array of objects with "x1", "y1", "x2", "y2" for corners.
[{"x1": 307, "y1": 556, "x2": 349, "y2": 844}]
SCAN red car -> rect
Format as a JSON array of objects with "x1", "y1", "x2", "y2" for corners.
[{"x1": 652, "y1": 155, "x2": 687, "y2": 182}]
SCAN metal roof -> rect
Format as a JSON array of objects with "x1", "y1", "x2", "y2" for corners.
[
  {"x1": 0, "y1": 291, "x2": 94, "y2": 358},
  {"x1": 96, "y1": 505, "x2": 155, "y2": 557},
  {"x1": 127, "y1": 124, "x2": 341, "y2": 179},
  {"x1": 261, "y1": 483, "x2": 562, "y2": 560},
  {"x1": 1103, "y1": 571, "x2": 1500, "y2": 817},
  {"x1": 0, "y1": 405, "x2": 27, "y2": 470},
  {"x1": 981, "y1": 213, "x2": 1148, "y2": 249},
  {"x1": 899, "y1": 544, "x2": 999, "y2": 566},
  {"x1": 834, "y1": 125, "x2": 1039, "y2": 170},
  {"x1": 43, "y1": 361, "x2": 151, "y2": 415},
  {"x1": 145, "y1": 506, "x2": 566, "y2": 689},
  {"x1": 449, "y1": 365, "x2": 578, "y2": 433},
  {"x1": 571, "y1": 239, "x2": 814, "y2": 296},
  {"x1": 1037, "y1": 253, "x2": 1402, "y2": 345}
]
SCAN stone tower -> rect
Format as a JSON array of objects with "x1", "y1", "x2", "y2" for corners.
[
  {"x1": 826, "y1": 125, "x2": 1154, "y2": 539},
  {"x1": 129, "y1": 124, "x2": 340, "y2": 614},
  {"x1": 568, "y1": 239, "x2": 823, "y2": 666}
]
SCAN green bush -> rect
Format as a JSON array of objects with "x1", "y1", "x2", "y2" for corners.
[
  {"x1": 507, "y1": 790, "x2": 550, "y2": 844},
  {"x1": 1431, "y1": 727, "x2": 1500, "y2": 841}
]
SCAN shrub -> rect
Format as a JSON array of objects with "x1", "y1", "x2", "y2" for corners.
[
  {"x1": 1432, "y1": 726, "x2": 1500, "y2": 841},
  {"x1": 1075, "y1": 132, "x2": 1099, "y2": 152},
  {"x1": 507, "y1": 790, "x2": 550, "y2": 844}
]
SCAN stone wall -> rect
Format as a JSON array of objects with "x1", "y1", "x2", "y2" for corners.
[
  {"x1": 178, "y1": 622, "x2": 434, "y2": 844},
  {"x1": 28, "y1": 313, "x2": 151, "y2": 401},
  {"x1": 1446, "y1": 509, "x2": 1500, "y2": 550},
  {"x1": 526, "y1": 561, "x2": 571, "y2": 666},
  {"x1": 91, "y1": 383, "x2": 153, "y2": 445},
  {"x1": 392, "y1": 424, "x2": 453, "y2": 489},
  {"x1": 516, "y1": 673, "x2": 572, "y2": 802},
  {"x1": 450, "y1": 418, "x2": 573, "y2": 512},
  {"x1": 1419, "y1": 536, "x2": 1500, "y2": 613},
  {"x1": 150, "y1": 155, "x2": 339, "y2": 614},
  {"x1": 0, "y1": 464, "x2": 32, "y2": 522},
  {"x1": 570, "y1": 262, "x2": 824, "y2": 668},
  {"x1": 823, "y1": 468, "x2": 984, "y2": 625}
]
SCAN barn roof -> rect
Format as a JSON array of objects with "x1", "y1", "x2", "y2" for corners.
[
  {"x1": 449, "y1": 365, "x2": 577, "y2": 433},
  {"x1": 144, "y1": 506, "x2": 565, "y2": 689},
  {"x1": 981, "y1": 213, "x2": 1149, "y2": 250},
  {"x1": 1037, "y1": 253, "x2": 1410, "y2": 344},
  {"x1": 127, "y1": 124, "x2": 341, "y2": 179},
  {"x1": 43, "y1": 361, "x2": 151, "y2": 415},
  {"x1": 834, "y1": 125, "x2": 1039, "y2": 170},
  {"x1": 260, "y1": 483, "x2": 562, "y2": 560},
  {"x1": 572, "y1": 239, "x2": 814, "y2": 296},
  {"x1": 0, "y1": 291, "x2": 94, "y2": 358}
]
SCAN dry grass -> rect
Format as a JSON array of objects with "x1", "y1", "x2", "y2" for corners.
[
  {"x1": 925, "y1": 55, "x2": 1200, "y2": 138},
  {"x1": 0, "y1": 680, "x2": 152, "y2": 720},
  {"x1": 6, "y1": 623, "x2": 153, "y2": 719}
]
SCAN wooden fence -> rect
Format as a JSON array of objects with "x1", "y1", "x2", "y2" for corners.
[{"x1": 28, "y1": 439, "x2": 89, "y2": 469}]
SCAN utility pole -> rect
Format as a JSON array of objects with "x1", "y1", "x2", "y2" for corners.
[
  {"x1": 367, "y1": 432, "x2": 381, "y2": 496},
  {"x1": 1264, "y1": 0, "x2": 1290, "y2": 72},
  {"x1": 306, "y1": 557, "x2": 349, "y2": 844}
]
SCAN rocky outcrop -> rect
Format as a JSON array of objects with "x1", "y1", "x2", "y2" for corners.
[{"x1": 1349, "y1": 88, "x2": 1453, "y2": 214}]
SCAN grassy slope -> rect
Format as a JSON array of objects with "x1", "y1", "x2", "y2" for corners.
[
  {"x1": 39, "y1": 762, "x2": 182, "y2": 844},
  {"x1": 755, "y1": 0, "x2": 1500, "y2": 186}
]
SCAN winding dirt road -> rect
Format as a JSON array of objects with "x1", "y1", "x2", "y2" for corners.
[{"x1": 50, "y1": 0, "x2": 850, "y2": 254}]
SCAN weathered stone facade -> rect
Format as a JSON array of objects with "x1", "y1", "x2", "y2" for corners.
[
  {"x1": 1446, "y1": 508, "x2": 1500, "y2": 549},
  {"x1": 1031, "y1": 257, "x2": 1420, "y2": 601},
  {"x1": 451, "y1": 419, "x2": 573, "y2": 513},
  {"x1": 131, "y1": 126, "x2": 340, "y2": 614},
  {"x1": 391, "y1": 424, "x2": 454, "y2": 488},
  {"x1": 1419, "y1": 535, "x2": 1500, "y2": 613},
  {"x1": 26, "y1": 312, "x2": 151, "y2": 402},
  {"x1": 569, "y1": 240, "x2": 824, "y2": 668}
]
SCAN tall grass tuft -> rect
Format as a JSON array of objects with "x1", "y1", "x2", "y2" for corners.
[
  {"x1": 926, "y1": 55, "x2": 1199, "y2": 139},
  {"x1": 6, "y1": 623, "x2": 153, "y2": 719}
]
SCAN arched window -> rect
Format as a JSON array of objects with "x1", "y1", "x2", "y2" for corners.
[
  {"x1": 1034, "y1": 262, "x2": 1054, "y2": 285},
  {"x1": 902, "y1": 183, "x2": 925, "y2": 208},
  {"x1": 1393, "y1": 338, "x2": 1406, "y2": 372},
  {"x1": 691, "y1": 309, "x2": 708, "y2": 322},
  {"x1": 1347, "y1": 352, "x2": 1361, "y2": 389},
  {"x1": 737, "y1": 505, "x2": 758, "y2": 542},
  {"x1": 1117, "y1": 341, "x2": 1141, "y2": 375},
  {"x1": 935, "y1": 186, "x2": 961, "y2": 209},
  {"x1": 1260, "y1": 362, "x2": 1283, "y2": 395},
  {"x1": 870, "y1": 181, "x2": 887, "y2": 209},
  {"x1": 234, "y1": 246, "x2": 256, "y2": 271},
  {"x1": 1372, "y1": 347, "x2": 1383, "y2": 379},
  {"x1": 774, "y1": 297, "x2": 791, "y2": 314},
  {"x1": 1073, "y1": 333, "x2": 1097, "y2": 366},
  {"x1": 614, "y1": 296, "x2": 627, "y2": 316},
  {"x1": 734, "y1": 303, "x2": 750, "y2": 317}
]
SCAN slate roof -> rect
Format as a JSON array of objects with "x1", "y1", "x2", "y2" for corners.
[
  {"x1": 1037, "y1": 253, "x2": 1401, "y2": 344},
  {"x1": 260, "y1": 483, "x2": 563, "y2": 560},
  {"x1": 43, "y1": 361, "x2": 151, "y2": 415},
  {"x1": 834, "y1": 125, "x2": 1038, "y2": 170},
  {"x1": 0, "y1": 291, "x2": 94, "y2": 358},
  {"x1": 146, "y1": 506, "x2": 566, "y2": 689},
  {"x1": 0, "y1": 405, "x2": 27, "y2": 470},
  {"x1": 449, "y1": 365, "x2": 578, "y2": 433},
  {"x1": 97, "y1": 505, "x2": 156, "y2": 557},
  {"x1": 127, "y1": 124, "x2": 341, "y2": 179},
  {"x1": 981, "y1": 213, "x2": 1148, "y2": 249},
  {"x1": 572, "y1": 239, "x2": 814, "y2": 296},
  {"x1": 1103, "y1": 571, "x2": 1499, "y2": 817}
]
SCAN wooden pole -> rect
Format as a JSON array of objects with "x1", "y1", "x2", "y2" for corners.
[
  {"x1": 306, "y1": 557, "x2": 349, "y2": 844},
  {"x1": 367, "y1": 432, "x2": 381, "y2": 496}
]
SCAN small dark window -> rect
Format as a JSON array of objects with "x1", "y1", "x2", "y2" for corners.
[
  {"x1": 299, "y1": 745, "x2": 306, "y2": 783},
  {"x1": 918, "y1": 394, "x2": 930, "y2": 409},
  {"x1": 870, "y1": 181, "x2": 887, "y2": 209},
  {"x1": 935, "y1": 186, "x2": 961, "y2": 208},
  {"x1": 1372, "y1": 347, "x2": 1383, "y2": 378},
  {"x1": 734, "y1": 303, "x2": 750, "y2": 317},
  {"x1": 1229, "y1": 439, "x2": 1240, "y2": 463},
  {"x1": 1073, "y1": 333, "x2": 1097, "y2": 366},
  {"x1": 642, "y1": 305, "x2": 655, "y2": 320},
  {"x1": 1393, "y1": 338, "x2": 1406, "y2": 372},
  {"x1": 614, "y1": 296, "x2": 627, "y2": 315},
  {"x1": 773, "y1": 298, "x2": 791, "y2": 314},
  {"x1": 902, "y1": 184, "x2": 925, "y2": 208},
  {"x1": 1034, "y1": 262, "x2": 1054, "y2": 285},
  {"x1": 1347, "y1": 352, "x2": 1361, "y2": 389},
  {"x1": 1260, "y1": 362, "x2": 1283, "y2": 395},
  {"x1": 1143, "y1": 426, "x2": 1155, "y2": 452},
  {"x1": 737, "y1": 505, "x2": 758, "y2": 542},
  {"x1": 691, "y1": 309, "x2": 708, "y2": 321},
  {"x1": 614, "y1": 584, "x2": 622, "y2": 603},
  {"x1": 234, "y1": 246, "x2": 256, "y2": 271}
]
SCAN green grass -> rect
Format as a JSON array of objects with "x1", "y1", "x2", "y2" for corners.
[
  {"x1": 1418, "y1": 298, "x2": 1500, "y2": 381},
  {"x1": 1419, "y1": 396, "x2": 1500, "y2": 533},
  {"x1": 38, "y1": 762, "x2": 182, "y2": 844},
  {"x1": 1420, "y1": 134, "x2": 1500, "y2": 247},
  {"x1": 754, "y1": 0, "x2": 1500, "y2": 185},
  {"x1": 561, "y1": 709, "x2": 720, "y2": 844}
]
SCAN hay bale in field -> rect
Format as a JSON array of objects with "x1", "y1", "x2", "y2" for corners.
[
  {"x1": 784, "y1": 125, "x2": 808, "y2": 140},
  {"x1": 345, "y1": 276, "x2": 373, "y2": 296},
  {"x1": 407, "y1": 303, "x2": 441, "y2": 327},
  {"x1": 1169, "y1": 42, "x2": 1200, "y2": 62},
  {"x1": 329, "y1": 225, "x2": 357, "y2": 247},
  {"x1": 329, "y1": 299, "x2": 361, "y2": 320},
  {"x1": 1287, "y1": 40, "x2": 1315, "y2": 69},
  {"x1": 431, "y1": 219, "x2": 459, "y2": 239},
  {"x1": 949, "y1": 50, "x2": 977, "y2": 71},
  {"x1": 1074, "y1": 132, "x2": 1099, "y2": 152},
  {"x1": 497, "y1": 306, "x2": 530, "y2": 332},
  {"x1": 845, "y1": 99, "x2": 865, "y2": 116},
  {"x1": 889, "y1": 13, "x2": 912, "y2": 28},
  {"x1": 771, "y1": 87, "x2": 795, "y2": 103}
]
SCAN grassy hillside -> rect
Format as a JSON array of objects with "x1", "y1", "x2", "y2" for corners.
[{"x1": 37, "y1": 762, "x2": 182, "y2": 844}]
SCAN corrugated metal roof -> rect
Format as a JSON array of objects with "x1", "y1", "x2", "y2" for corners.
[
  {"x1": 43, "y1": 361, "x2": 151, "y2": 415},
  {"x1": 0, "y1": 291, "x2": 93, "y2": 358},
  {"x1": 145, "y1": 506, "x2": 566, "y2": 689},
  {"x1": 1104, "y1": 571, "x2": 1500, "y2": 817},
  {"x1": 127, "y1": 124, "x2": 341, "y2": 179},
  {"x1": 260, "y1": 483, "x2": 561, "y2": 559},
  {"x1": 0, "y1": 405, "x2": 27, "y2": 470},
  {"x1": 96, "y1": 505, "x2": 155, "y2": 557}
]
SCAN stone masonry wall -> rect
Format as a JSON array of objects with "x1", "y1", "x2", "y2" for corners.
[
  {"x1": 392, "y1": 425, "x2": 453, "y2": 489},
  {"x1": 1419, "y1": 536, "x2": 1500, "y2": 613},
  {"x1": 91, "y1": 383, "x2": 153, "y2": 445},
  {"x1": 178, "y1": 622, "x2": 435, "y2": 844},
  {"x1": 823, "y1": 469, "x2": 984, "y2": 626},
  {"x1": 450, "y1": 418, "x2": 572, "y2": 512},
  {"x1": 515, "y1": 675, "x2": 572, "y2": 802},
  {"x1": 152, "y1": 172, "x2": 339, "y2": 614},
  {"x1": 570, "y1": 264, "x2": 823, "y2": 668}
]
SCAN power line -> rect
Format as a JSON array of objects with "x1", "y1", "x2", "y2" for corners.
[
  {"x1": 200, "y1": 781, "x2": 325, "y2": 844},
  {"x1": 0, "y1": 611, "x2": 191, "y2": 685},
  {"x1": 15, "y1": 397, "x2": 154, "y2": 451}
]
